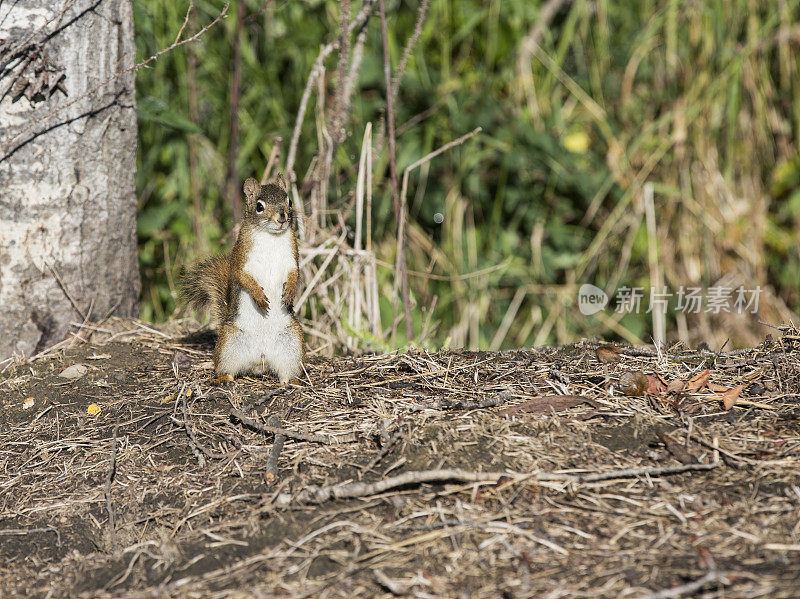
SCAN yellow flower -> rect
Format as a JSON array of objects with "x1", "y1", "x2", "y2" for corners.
[
  {"x1": 87, "y1": 403, "x2": 102, "y2": 416},
  {"x1": 563, "y1": 131, "x2": 590, "y2": 154}
]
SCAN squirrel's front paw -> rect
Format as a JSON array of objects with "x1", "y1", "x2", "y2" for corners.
[
  {"x1": 281, "y1": 283, "x2": 292, "y2": 309},
  {"x1": 254, "y1": 289, "x2": 270, "y2": 312}
]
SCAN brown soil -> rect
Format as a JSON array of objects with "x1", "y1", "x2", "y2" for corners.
[{"x1": 1, "y1": 318, "x2": 799, "y2": 598}]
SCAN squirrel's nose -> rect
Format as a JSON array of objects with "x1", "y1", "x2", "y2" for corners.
[{"x1": 277, "y1": 210, "x2": 287, "y2": 224}]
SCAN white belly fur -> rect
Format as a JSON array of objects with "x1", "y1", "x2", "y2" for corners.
[{"x1": 219, "y1": 230, "x2": 303, "y2": 382}]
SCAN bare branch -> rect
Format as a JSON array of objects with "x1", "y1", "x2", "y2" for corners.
[
  {"x1": 2, "y1": 3, "x2": 229, "y2": 157},
  {"x1": 227, "y1": 3, "x2": 245, "y2": 223},
  {"x1": 230, "y1": 408, "x2": 359, "y2": 445},
  {"x1": 390, "y1": 0, "x2": 430, "y2": 106},
  {"x1": 285, "y1": 0, "x2": 376, "y2": 180},
  {"x1": 277, "y1": 461, "x2": 721, "y2": 506},
  {"x1": 378, "y1": 0, "x2": 412, "y2": 342},
  {"x1": 104, "y1": 424, "x2": 119, "y2": 550}
]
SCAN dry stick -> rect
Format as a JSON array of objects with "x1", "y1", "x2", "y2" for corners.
[
  {"x1": 181, "y1": 390, "x2": 230, "y2": 464},
  {"x1": 230, "y1": 409, "x2": 358, "y2": 445},
  {"x1": 0, "y1": 528, "x2": 61, "y2": 545},
  {"x1": 278, "y1": 462, "x2": 720, "y2": 506},
  {"x1": 227, "y1": 3, "x2": 245, "y2": 223},
  {"x1": 46, "y1": 261, "x2": 87, "y2": 321},
  {"x1": 635, "y1": 569, "x2": 723, "y2": 599},
  {"x1": 264, "y1": 415, "x2": 285, "y2": 484},
  {"x1": 393, "y1": 127, "x2": 482, "y2": 336},
  {"x1": 390, "y1": 0, "x2": 430, "y2": 108},
  {"x1": 350, "y1": 122, "x2": 373, "y2": 342},
  {"x1": 260, "y1": 137, "x2": 283, "y2": 184},
  {"x1": 0, "y1": 0, "x2": 80, "y2": 75},
  {"x1": 2, "y1": 3, "x2": 229, "y2": 157},
  {"x1": 296, "y1": 231, "x2": 348, "y2": 308},
  {"x1": 186, "y1": 15, "x2": 204, "y2": 246},
  {"x1": 331, "y1": 0, "x2": 351, "y2": 136},
  {"x1": 378, "y1": 0, "x2": 412, "y2": 343},
  {"x1": 104, "y1": 424, "x2": 119, "y2": 550},
  {"x1": 398, "y1": 127, "x2": 484, "y2": 208},
  {"x1": 68, "y1": 297, "x2": 95, "y2": 346},
  {"x1": 409, "y1": 390, "x2": 512, "y2": 412},
  {"x1": 284, "y1": 0, "x2": 376, "y2": 179},
  {"x1": 304, "y1": 0, "x2": 365, "y2": 234},
  {"x1": 643, "y1": 182, "x2": 665, "y2": 349},
  {"x1": 363, "y1": 424, "x2": 409, "y2": 472}
]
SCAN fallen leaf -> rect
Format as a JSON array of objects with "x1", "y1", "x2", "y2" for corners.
[
  {"x1": 666, "y1": 379, "x2": 686, "y2": 395},
  {"x1": 499, "y1": 395, "x2": 595, "y2": 416},
  {"x1": 618, "y1": 371, "x2": 649, "y2": 396},
  {"x1": 647, "y1": 374, "x2": 667, "y2": 395},
  {"x1": 685, "y1": 369, "x2": 710, "y2": 393},
  {"x1": 707, "y1": 382, "x2": 729, "y2": 393},
  {"x1": 87, "y1": 403, "x2": 102, "y2": 416},
  {"x1": 59, "y1": 364, "x2": 88, "y2": 380},
  {"x1": 595, "y1": 345, "x2": 622, "y2": 364},
  {"x1": 717, "y1": 384, "x2": 744, "y2": 410},
  {"x1": 23, "y1": 397, "x2": 34, "y2": 410}
]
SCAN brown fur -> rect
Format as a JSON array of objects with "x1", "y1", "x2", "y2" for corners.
[
  {"x1": 181, "y1": 173, "x2": 305, "y2": 380},
  {"x1": 180, "y1": 254, "x2": 230, "y2": 323}
]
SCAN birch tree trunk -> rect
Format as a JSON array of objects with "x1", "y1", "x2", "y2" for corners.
[{"x1": 0, "y1": 0, "x2": 139, "y2": 360}]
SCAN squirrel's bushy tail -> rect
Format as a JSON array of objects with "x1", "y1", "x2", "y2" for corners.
[{"x1": 181, "y1": 255, "x2": 229, "y2": 321}]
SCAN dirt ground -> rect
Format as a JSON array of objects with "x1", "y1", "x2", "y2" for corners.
[{"x1": 1, "y1": 318, "x2": 800, "y2": 598}]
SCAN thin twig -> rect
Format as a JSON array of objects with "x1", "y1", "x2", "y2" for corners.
[
  {"x1": 390, "y1": 0, "x2": 430, "y2": 106},
  {"x1": 409, "y1": 390, "x2": 512, "y2": 412},
  {"x1": 378, "y1": 0, "x2": 412, "y2": 342},
  {"x1": 399, "y1": 127, "x2": 483, "y2": 208},
  {"x1": 181, "y1": 386, "x2": 205, "y2": 467},
  {"x1": 227, "y1": 2, "x2": 245, "y2": 223},
  {"x1": 285, "y1": 0, "x2": 376, "y2": 179},
  {"x1": 265, "y1": 415, "x2": 286, "y2": 484},
  {"x1": 2, "y1": 3, "x2": 229, "y2": 157},
  {"x1": 0, "y1": 527, "x2": 61, "y2": 546},
  {"x1": 230, "y1": 409, "x2": 359, "y2": 445},
  {"x1": 635, "y1": 569, "x2": 724, "y2": 599},
  {"x1": 393, "y1": 127, "x2": 482, "y2": 341},
  {"x1": 181, "y1": 389, "x2": 230, "y2": 464},
  {"x1": 277, "y1": 462, "x2": 721, "y2": 506},
  {"x1": 104, "y1": 424, "x2": 119, "y2": 549},
  {"x1": 46, "y1": 262, "x2": 87, "y2": 321},
  {"x1": 0, "y1": 0, "x2": 79, "y2": 72},
  {"x1": 363, "y1": 422, "x2": 410, "y2": 472},
  {"x1": 260, "y1": 137, "x2": 283, "y2": 184}
]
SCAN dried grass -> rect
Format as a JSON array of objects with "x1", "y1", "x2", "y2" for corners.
[{"x1": 1, "y1": 319, "x2": 799, "y2": 596}]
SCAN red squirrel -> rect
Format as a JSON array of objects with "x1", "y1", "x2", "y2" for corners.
[{"x1": 182, "y1": 174, "x2": 304, "y2": 383}]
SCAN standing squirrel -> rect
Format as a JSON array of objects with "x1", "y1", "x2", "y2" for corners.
[{"x1": 182, "y1": 174, "x2": 305, "y2": 383}]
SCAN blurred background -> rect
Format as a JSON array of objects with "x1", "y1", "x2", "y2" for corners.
[{"x1": 134, "y1": 0, "x2": 800, "y2": 355}]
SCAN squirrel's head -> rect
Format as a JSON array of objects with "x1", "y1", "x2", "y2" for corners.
[{"x1": 242, "y1": 173, "x2": 294, "y2": 234}]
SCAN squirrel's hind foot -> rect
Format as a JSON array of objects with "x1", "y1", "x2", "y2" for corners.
[{"x1": 212, "y1": 373, "x2": 236, "y2": 386}]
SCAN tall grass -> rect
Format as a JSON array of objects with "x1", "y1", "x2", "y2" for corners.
[{"x1": 135, "y1": 0, "x2": 800, "y2": 351}]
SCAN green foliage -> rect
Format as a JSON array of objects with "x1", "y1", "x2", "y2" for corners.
[{"x1": 135, "y1": 0, "x2": 800, "y2": 348}]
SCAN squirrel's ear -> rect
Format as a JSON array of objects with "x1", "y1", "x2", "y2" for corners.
[
  {"x1": 243, "y1": 178, "x2": 260, "y2": 203},
  {"x1": 274, "y1": 172, "x2": 288, "y2": 192}
]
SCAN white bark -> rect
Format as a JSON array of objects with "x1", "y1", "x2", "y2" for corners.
[{"x1": 0, "y1": 0, "x2": 139, "y2": 359}]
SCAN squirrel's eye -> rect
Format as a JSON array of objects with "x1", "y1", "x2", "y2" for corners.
[
  {"x1": 287, "y1": 196, "x2": 292, "y2": 208},
  {"x1": 255, "y1": 201, "x2": 265, "y2": 214}
]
